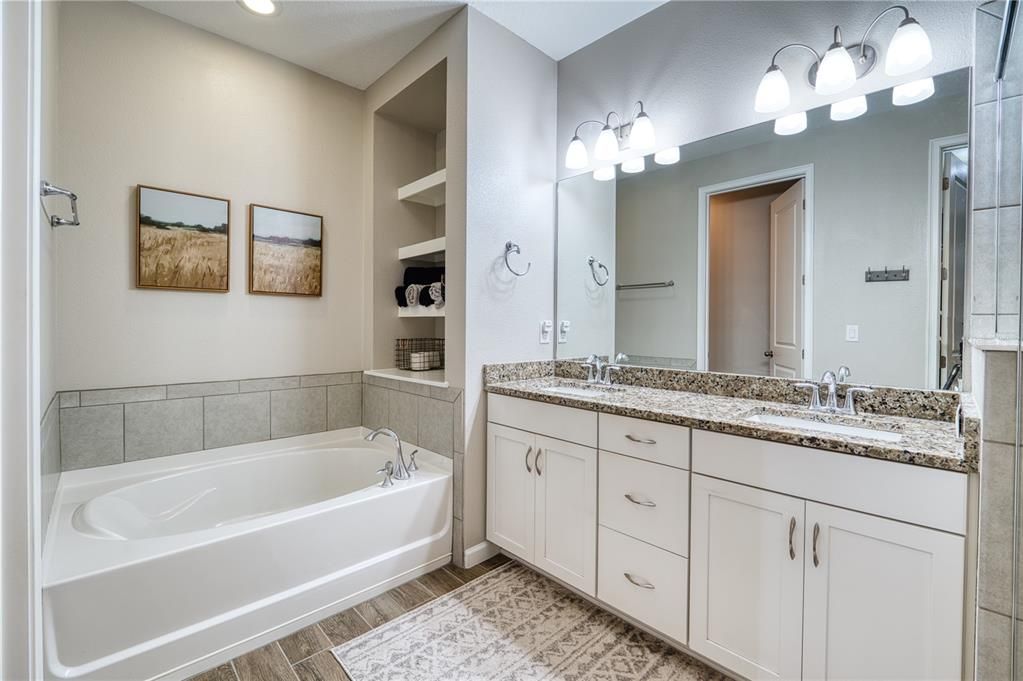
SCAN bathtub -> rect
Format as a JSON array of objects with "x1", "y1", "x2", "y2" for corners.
[{"x1": 43, "y1": 428, "x2": 452, "y2": 681}]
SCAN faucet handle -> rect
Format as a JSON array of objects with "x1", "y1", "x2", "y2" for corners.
[
  {"x1": 838, "y1": 365, "x2": 851, "y2": 383},
  {"x1": 794, "y1": 382, "x2": 822, "y2": 410},
  {"x1": 408, "y1": 449, "x2": 419, "y2": 472},
  {"x1": 841, "y1": 387, "x2": 874, "y2": 415},
  {"x1": 376, "y1": 460, "x2": 395, "y2": 488}
]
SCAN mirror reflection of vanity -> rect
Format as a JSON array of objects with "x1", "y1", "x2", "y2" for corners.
[{"x1": 556, "y1": 68, "x2": 969, "y2": 391}]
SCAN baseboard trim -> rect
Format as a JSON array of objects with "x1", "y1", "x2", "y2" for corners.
[{"x1": 463, "y1": 541, "x2": 499, "y2": 568}]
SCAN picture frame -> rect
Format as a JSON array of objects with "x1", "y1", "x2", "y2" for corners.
[
  {"x1": 136, "y1": 184, "x2": 231, "y2": 292},
  {"x1": 248, "y1": 204, "x2": 324, "y2": 297}
]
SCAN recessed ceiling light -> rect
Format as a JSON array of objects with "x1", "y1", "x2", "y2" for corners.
[{"x1": 238, "y1": 0, "x2": 279, "y2": 17}]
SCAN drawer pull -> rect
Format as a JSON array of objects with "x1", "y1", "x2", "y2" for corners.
[
  {"x1": 812, "y1": 522, "x2": 821, "y2": 567},
  {"x1": 623, "y1": 572, "x2": 655, "y2": 590},
  {"x1": 524, "y1": 446, "x2": 533, "y2": 473},
  {"x1": 625, "y1": 434, "x2": 657, "y2": 445},
  {"x1": 624, "y1": 493, "x2": 656, "y2": 508}
]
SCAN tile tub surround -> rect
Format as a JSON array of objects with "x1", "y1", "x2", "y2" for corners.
[
  {"x1": 486, "y1": 376, "x2": 975, "y2": 473},
  {"x1": 57, "y1": 372, "x2": 364, "y2": 471},
  {"x1": 361, "y1": 373, "x2": 463, "y2": 461}
]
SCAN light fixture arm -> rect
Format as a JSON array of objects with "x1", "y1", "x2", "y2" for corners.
[
  {"x1": 605, "y1": 110, "x2": 625, "y2": 131},
  {"x1": 572, "y1": 119, "x2": 606, "y2": 137},
  {"x1": 770, "y1": 42, "x2": 822, "y2": 68},
  {"x1": 857, "y1": 5, "x2": 910, "y2": 61}
]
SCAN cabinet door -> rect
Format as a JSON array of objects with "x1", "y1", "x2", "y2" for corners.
[
  {"x1": 486, "y1": 423, "x2": 536, "y2": 562},
  {"x1": 690, "y1": 475, "x2": 805, "y2": 681},
  {"x1": 802, "y1": 502, "x2": 965, "y2": 681},
  {"x1": 534, "y1": 435, "x2": 597, "y2": 595}
]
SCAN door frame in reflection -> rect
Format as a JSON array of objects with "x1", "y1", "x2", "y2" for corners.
[{"x1": 697, "y1": 164, "x2": 815, "y2": 378}]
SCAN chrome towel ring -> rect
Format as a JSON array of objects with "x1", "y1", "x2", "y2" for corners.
[
  {"x1": 504, "y1": 241, "x2": 531, "y2": 277},
  {"x1": 587, "y1": 256, "x2": 609, "y2": 286}
]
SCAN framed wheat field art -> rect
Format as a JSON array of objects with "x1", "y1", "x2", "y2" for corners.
[
  {"x1": 137, "y1": 185, "x2": 230, "y2": 292},
  {"x1": 248, "y1": 204, "x2": 323, "y2": 297}
]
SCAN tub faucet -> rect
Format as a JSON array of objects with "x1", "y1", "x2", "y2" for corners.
[{"x1": 365, "y1": 428, "x2": 412, "y2": 480}]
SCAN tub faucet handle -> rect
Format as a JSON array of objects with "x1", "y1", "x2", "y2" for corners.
[
  {"x1": 408, "y1": 449, "x2": 419, "y2": 473},
  {"x1": 377, "y1": 461, "x2": 395, "y2": 488}
]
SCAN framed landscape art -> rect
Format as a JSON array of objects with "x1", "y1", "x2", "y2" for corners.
[{"x1": 248, "y1": 204, "x2": 323, "y2": 297}]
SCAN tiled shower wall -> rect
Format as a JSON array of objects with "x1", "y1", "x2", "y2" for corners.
[{"x1": 971, "y1": 5, "x2": 1022, "y2": 339}]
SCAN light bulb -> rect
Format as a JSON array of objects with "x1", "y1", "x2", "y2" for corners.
[
  {"x1": 830, "y1": 95, "x2": 867, "y2": 121},
  {"x1": 593, "y1": 166, "x2": 615, "y2": 182},
  {"x1": 815, "y1": 41, "x2": 857, "y2": 95},
  {"x1": 594, "y1": 125, "x2": 619, "y2": 161},
  {"x1": 621, "y1": 157, "x2": 645, "y2": 174},
  {"x1": 238, "y1": 0, "x2": 277, "y2": 15},
  {"x1": 774, "y1": 111, "x2": 807, "y2": 136},
  {"x1": 754, "y1": 65, "x2": 790, "y2": 113},
  {"x1": 885, "y1": 18, "x2": 933, "y2": 76},
  {"x1": 892, "y1": 77, "x2": 934, "y2": 106},
  {"x1": 654, "y1": 147, "x2": 680, "y2": 165},
  {"x1": 565, "y1": 135, "x2": 589, "y2": 170},
  {"x1": 629, "y1": 112, "x2": 656, "y2": 150}
]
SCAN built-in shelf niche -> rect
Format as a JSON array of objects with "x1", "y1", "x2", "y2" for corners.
[
  {"x1": 397, "y1": 169, "x2": 446, "y2": 207},
  {"x1": 398, "y1": 305, "x2": 445, "y2": 318},
  {"x1": 399, "y1": 236, "x2": 446, "y2": 262}
]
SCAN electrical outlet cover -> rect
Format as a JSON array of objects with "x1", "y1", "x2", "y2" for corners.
[
  {"x1": 845, "y1": 324, "x2": 859, "y2": 342},
  {"x1": 558, "y1": 320, "x2": 571, "y2": 344},
  {"x1": 539, "y1": 320, "x2": 553, "y2": 344}
]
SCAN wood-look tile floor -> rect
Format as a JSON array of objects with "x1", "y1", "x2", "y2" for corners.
[{"x1": 188, "y1": 554, "x2": 512, "y2": 681}]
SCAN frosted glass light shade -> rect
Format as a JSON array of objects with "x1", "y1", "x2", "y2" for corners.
[
  {"x1": 629, "y1": 112, "x2": 656, "y2": 150},
  {"x1": 774, "y1": 111, "x2": 807, "y2": 136},
  {"x1": 830, "y1": 95, "x2": 867, "y2": 121},
  {"x1": 754, "y1": 65, "x2": 790, "y2": 113},
  {"x1": 892, "y1": 77, "x2": 934, "y2": 106},
  {"x1": 654, "y1": 147, "x2": 681, "y2": 165},
  {"x1": 885, "y1": 18, "x2": 933, "y2": 76},
  {"x1": 565, "y1": 136, "x2": 589, "y2": 170},
  {"x1": 621, "y1": 157, "x2": 645, "y2": 174},
  {"x1": 593, "y1": 166, "x2": 616, "y2": 182},
  {"x1": 594, "y1": 126, "x2": 619, "y2": 161},
  {"x1": 815, "y1": 44, "x2": 857, "y2": 95},
  {"x1": 239, "y1": 0, "x2": 277, "y2": 15}
]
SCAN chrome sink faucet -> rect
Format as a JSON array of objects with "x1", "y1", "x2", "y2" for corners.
[
  {"x1": 795, "y1": 365, "x2": 873, "y2": 415},
  {"x1": 583, "y1": 352, "x2": 629, "y2": 385},
  {"x1": 365, "y1": 427, "x2": 412, "y2": 481}
]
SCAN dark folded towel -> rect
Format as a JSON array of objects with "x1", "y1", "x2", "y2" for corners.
[
  {"x1": 418, "y1": 286, "x2": 433, "y2": 306},
  {"x1": 404, "y1": 266, "x2": 445, "y2": 287},
  {"x1": 395, "y1": 286, "x2": 409, "y2": 307}
]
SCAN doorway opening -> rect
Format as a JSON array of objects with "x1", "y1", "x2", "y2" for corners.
[{"x1": 936, "y1": 143, "x2": 969, "y2": 390}]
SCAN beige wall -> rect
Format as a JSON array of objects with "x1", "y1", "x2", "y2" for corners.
[{"x1": 55, "y1": 2, "x2": 365, "y2": 390}]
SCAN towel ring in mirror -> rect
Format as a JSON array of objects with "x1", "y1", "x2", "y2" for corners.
[
  {"x1": 587, "y1": 256, "x2": 609, "y2": 286},
  {"x1": 504, "y1": 241, "x2": 531, "y2": 277}
]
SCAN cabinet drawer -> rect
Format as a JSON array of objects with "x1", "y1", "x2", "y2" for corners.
[
  {"x1": 598, "y1": 414, "x2": 689, "y2": 469},
  {"x1": 597, "y1": 526, "x2": 688, "y2": 643},
  {"x1": 488, "y1": 394, "x2": 597, "y2": 447},
  {"x1": 598, "y1": 451, "x2": 688, "y2": 555}
]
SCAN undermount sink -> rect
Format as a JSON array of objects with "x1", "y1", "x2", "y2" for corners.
[
  {"x1": 543, "y1": 384, "x2": 625, "y2": 399},
  {"x1": 744, "y1": 413, "x2": 903, "y2": 443}
]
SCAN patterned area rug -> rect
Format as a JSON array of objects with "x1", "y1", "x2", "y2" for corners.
[{"x1": 333, "y1": 561, "x2": 729, "y2": 681}]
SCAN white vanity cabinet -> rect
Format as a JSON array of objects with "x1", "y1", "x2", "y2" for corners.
[
  {"x1": 689, "y1": 432, "x2": 967, "y2": 681},
  {"x1": 487, "y1": 396, "x2": 598, "y2": 595}
]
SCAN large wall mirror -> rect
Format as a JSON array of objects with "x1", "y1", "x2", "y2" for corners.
[{"x1": 556, "y1": 68, "x2": 969, "y2": 391}]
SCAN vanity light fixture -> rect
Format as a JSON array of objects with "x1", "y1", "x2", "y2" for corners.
[
  {"x1": 238, "y1": 0, "x2": 278, "y2": 16},
  {"x1": 593, "y1": 166, "x2": 616, "y2": 182},
  {"x1": 891, "y1": 77, "x2": 934, "y2": 106},
  {"x1": 654, "y1": 147, "x2": 681, "y2": 165},
  {"x1": 830, "y1": 94, "x2": 868, "y2": 121},
  {"x1": 774, "y1": 111, "x2": 808, "y2": 136},
  {"x1": 564, "y1": 102, "x2": 656, "y2": 169},
  {"x1": 755, "y1": 6, "x2": 933, "y2": 117},
  {"x1": 621, "y1": 157, "x2": 645, "y2": 174}
]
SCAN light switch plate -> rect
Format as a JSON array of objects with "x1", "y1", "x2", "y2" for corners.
[
  {"x1": 845, "y1": 324, "x2": 859, "y2": 342},
  {"x1": 558, "y1": 320, "x2": 571, "y2": 344},
  {"x1": 539, "y1": 320, "x2": 553, "y2": 344}
]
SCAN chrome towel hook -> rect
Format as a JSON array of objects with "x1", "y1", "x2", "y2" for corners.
[
  {"x1": 41, "y1": 181, "x2": 80, "y2": 228},
  {"x1": 587, "y1": 256, "x2": 609, "y2": 286},
  {"x1": 504, "y1": 241, "x2": 531, "y2": 277}
]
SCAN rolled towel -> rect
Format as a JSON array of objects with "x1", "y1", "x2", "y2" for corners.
[
  {"x1": 405, "y1": 284, "x2": 424, "y2": 307},
  {"x1": 403, "y1": 266, "x2": 445, "y2": 287},
  {"x1": 418, "y1": 285, "x2": 433, "y2": 307},
  {"x1": 395, "y1": 286, "x2": 409, "y2": 307},
  {"x1": 429, "y1": 281, "x2": 444, "y2": 307}
]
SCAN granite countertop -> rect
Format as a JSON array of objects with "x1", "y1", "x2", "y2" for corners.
[{"x1": 486, "y1": 377, "x2": 975, "y2": 473}]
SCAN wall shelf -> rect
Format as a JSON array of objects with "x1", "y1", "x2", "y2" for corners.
[
  {"x1": 364, "y1": 368, "x2": 448, "y2": 388},
  {"x1": 398, "y1": 305, "x2": 445, "y2": 318},
  {"x1": 398, "y1": 236, "x2": 446, "y2": 262},
  {"x1": 397, "y1": 169, "x2": 446, "y2": 206}
]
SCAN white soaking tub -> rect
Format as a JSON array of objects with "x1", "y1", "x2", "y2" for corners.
[{"x1": 43, "y1": 428, "x2": 452, "y2": 681}]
